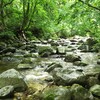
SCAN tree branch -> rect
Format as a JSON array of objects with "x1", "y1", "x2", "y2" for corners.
[
  {"x1": 79, "y1": 0, "x2": 100, "y2": 11},
  {"x1": 3, "y1": 0, "x2": 14, "y2": 7}
]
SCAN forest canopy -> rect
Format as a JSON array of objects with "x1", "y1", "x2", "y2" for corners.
[{"x1": 0, "y1": 0, "x2": 100, "y2": 40}]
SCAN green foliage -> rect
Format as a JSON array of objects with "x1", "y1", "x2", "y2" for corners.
[
  {"x1": 0, "y1": 0, "x2": 100, "y2": 41},
  {"x1": 0, "y1": 31, "x2": 15, "y2": 40}
]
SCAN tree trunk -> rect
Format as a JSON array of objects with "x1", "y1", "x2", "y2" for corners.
[{"x1": 0, "y1": 0, "x2": 5, "y2": 30}]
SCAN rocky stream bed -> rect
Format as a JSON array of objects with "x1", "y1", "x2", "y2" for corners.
[{"x1": 0, "y1": 36, "x2": 100, "y2": 100}]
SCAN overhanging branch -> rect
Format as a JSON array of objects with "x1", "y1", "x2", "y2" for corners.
[
  {"x1": 79, "y1": 0, "x2": 100, "y2": 11},
  {"x1": 3, "y1": 0, "x2": 14, "y2": 7}
]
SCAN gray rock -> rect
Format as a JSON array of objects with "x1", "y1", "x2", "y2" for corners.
[
  {"x1": 86, "y1": 38, "x2": 96, "y2": 46},
  {"x1": 56, "y1": 46, "x2": 66, "y2": 54},
  {"x1": 0, "y1": 69, "x2": 27, "y2": 92},
  {"x1": 42, "y1": 84, "x2": 93, "y2": 100},
  {"x1": 0, "y1": 47, "x2": 16, "y2": 54},
  {"x1": 90, "y1": 84, "x2": 100, "y2": 97},
  {"x1": 43, "y1": 86, "x2": 71, "y2": 100},
  {"x1": 0, "y1": 42, "x2": 7, "y2": 51},
  {"x1": 73, "y1": 61, "x2": 88, "y2": 66},
  {"x1": 71, "y1": 84, "x2": 93, "y2": 100},
  {"x1": 17, "y1": 64, "x2": 33, "y2": 69},
  {"x1": 2, "y1": 57, "x2": 21, "y2": 63},
  {"x1": 78, "y1": 44, "x2": 89, "y2": 52},
  {"x1": 97, "y1": 59, "x2": 100, "y2": 65},
  {"x1": 45, "y1": 63, "x2": 63, "y2": 73},
  {"x1": 24, "y1": 53, "x2": 38, "y2": 58},
  {"x1": 51, "y1": 68, "x2": 87, "y2": 86},
  {"x1": 0, "y1": 85, "x2": 14, "y2": 99},
  {"x1": 64, "y1": 54, "x2": 81, "y2": 62},
  {"x1": 38, "y1": 45, "x2": 55, "y2": 57},
  {"x1": 87, "y1": 76, "x2": 100, "y2": 87},
  {"x1": 51, "y1": 65, "x2": 100, "y2": 86}
]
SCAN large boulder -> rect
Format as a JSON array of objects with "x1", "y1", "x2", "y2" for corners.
[
  {"x1": 0, "y1": 85, "x2": 14, "y2": 99},
  {"x1": 71, "y1": 84, "x2": 93, "y2": 100},
  {"x1": 37, "y1": 45, "x2": 55, "y2": 57},
  {"x1": 78, "y1": 37, "x2": 97, "y2": 52},
  {"x1": 42, "y1": 86, "x2": 71, "y2": 100},
  {"x1": 87, "y1": 76, "x2": 100, "y2": 87},
  {"x1": 42, "y1": 84, "x2": 93, "y2": 100},
  {"x1": 51, "y1": 68, "x2": 86, "y2": 86},
  {"x1": 64, "y1": 54, "x2": 81, "y2": 62},
  {"x1": 51, "y1": 65, "x2": 100, "y2": 86},
  {"x1": 0, "y1": 69, "x2": 27, "y2": 92},
  {"x1": 90, "y1": 84, "x2": 100, "y2": 97}
]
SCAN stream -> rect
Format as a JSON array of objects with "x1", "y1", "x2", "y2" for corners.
[{"x1": 0, "y1": 36, "x2": 100, "y2": 100}]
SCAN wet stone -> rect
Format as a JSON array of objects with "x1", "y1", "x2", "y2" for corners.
[
  {"x1": 0, "y1": 85, "x2": 14, "y2": 99},
  {"x1": 0, "y1": 69, "x2": 27, "y2": 92}
]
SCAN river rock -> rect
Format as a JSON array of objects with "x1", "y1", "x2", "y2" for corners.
[
  {"x1": 0, "y1": 47, "x2": 16, "y2": 54},
  {"x1": 70, "y1": 39, "x2": 77, "y2": 43},
  {"x1": 56, "y1": 46, "x2": 66, "y2": 54},
  {"x1": 87, "y1": 76, "x2": 100, "y2": 87},
  {"x1": 78, "y1": 44, "x2": 89, "y2": 52},
  {"x1": 38, "y1": 45, "x2": 55, "y2": 57},
  {"x1": 0, "y1": 69, "x2": 27, "y2": 92},
  {"x1": 51, "y1": 68, "x2": 88, "y2": 86},
  {"x1": 98, "y1": 54, "x2": 100, "y2": 59},
  {"x1": 90, "y1": 84, "x2": 100, "y2": 97},
  {"x1": 64, "y1": 54, "x2": 81, "y2": 62},
  {"x1": 24, "y1": 53, "x2": 38, "y2": 58},
  {"x1": 97, "y1": 59, "x2": 100, "y2": 65},
  {"x1": 25, "y1": 44, "x2": 36, "y2": 51},
  {"x1": 43, "y1": 86, "x2": 71, "y2": 100},
  {"x1": 0, "y1": 42, "x2": 7, "y2": 51},
  {"x1": 71, "y1": 84, "x2": 93, "y2": 100},
  {"x1": 73, "y1": 61, "x2": 88, "y2": 66},
  {"x1": 0, "y1": 85, "x2": 14, "y2": 99},
  {"x1": 2, "y1": 57, "x2": 21, "y2": 63},
  {"x1": 50, "y1": 40, "x2": 59, "y2": 46},
  {"x1": 45, "y1": 63, "x2": 63, "y2": 73},
  {"x1": 17, "y1": 64, "x2": 33, "y2": 69},
  {"x1": 86, "y1": 37, "x2": 96, "y2": 46}
]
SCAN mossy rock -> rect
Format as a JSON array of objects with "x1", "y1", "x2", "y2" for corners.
[
  {"x1": 38, "y1": 45, "x2": 54, "y2": 57},
  {"x1": 73, "y1": 61, "x2": 88, "y2": 66},
  {"x1": 45, "y1": 63, "x2": 63, "y2": 73},
  {"x1": 0, "y1": 69, "x2": 27, "y2": 92},
  {"x1": 64, "y1": 54, "x2": 81, "y2": 62},
  {"x1": 0, "y1": 85, "x2": 14, "y2": 99},
  {"x1": 71, "y1": 84, "x2": 93, "y2": 100},
  {"x1": 43, "y1": 86, "x2": 71, "y2": 100},
  {"x1": 90, "y1": 84, "x2": 100, "y2": 97}
]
